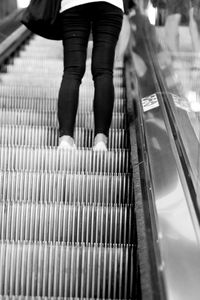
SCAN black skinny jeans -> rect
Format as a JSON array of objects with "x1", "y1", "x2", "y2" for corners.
[{"x1": 58, "y1": 2, "x2": 123, "y2": 137}]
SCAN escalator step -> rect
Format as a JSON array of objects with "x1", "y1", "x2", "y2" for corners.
[
  {"x1": 0, "y1": 109, "x2": 126, "y2": 129},
  {"x1": 0, "y1": 242, "x2": 134, "y2": 298},
  {"x1": 0, "y1": 75, "x2": 123, "y2": 88},
  {"x1": 0, "y1": 85, "x2": 125, "y2": 99},
  {"x1": 0, "y1": 96, "x2": 125, "y2": 112},
  {"x1": 0, "y1": 126, "x2": 129, "y2": 148},
  {"x1": 0, "y1": 201, "x2": 134, "y2": 244},
  {"x1": 0, "y1": 297, "x2": 131, "y2": 300},
  {"x1": 6, "y1": 64, "x2": 123, "y2": 77},
  {"x1": 0, "y1": 147, "x2": 130, "y2": 173},
  {"x1": 0, "y1": 171, "x2": 132, "y2": 204}
]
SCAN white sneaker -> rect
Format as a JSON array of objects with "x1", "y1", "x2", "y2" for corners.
[
  {"x1": 93, "y1": 133, "x2": 107, "y2": 151},
  {"x1": 58, "y1": 135, "x2": 77, "y2": 150}
]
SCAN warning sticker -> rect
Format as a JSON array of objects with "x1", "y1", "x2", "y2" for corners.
[{"x1": 141, "y1": 94, "x2": 159, "y2": 112}]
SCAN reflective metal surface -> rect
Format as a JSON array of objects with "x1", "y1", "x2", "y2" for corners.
[
  {"x1": 128, "y1": 3, "x2": 200, "y2": 298},
  {"x1": 142, "y1": 93, "x2": 200, "y2": 300}
]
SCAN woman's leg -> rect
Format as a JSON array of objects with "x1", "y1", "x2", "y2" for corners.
[
  {"x1": 58, "y1": 6, "x2": 90, "y2": 139},
  {"x1": 91, "y1": 3, "x2": 123, "y2": 139}
]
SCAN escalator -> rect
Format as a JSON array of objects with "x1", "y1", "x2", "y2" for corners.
[
  {"x1": 4, "y1": 3, "x2": 200, "y2": 299},
  {"x1": 0, "y1": 31, "x2": 138, "y2": 298}
]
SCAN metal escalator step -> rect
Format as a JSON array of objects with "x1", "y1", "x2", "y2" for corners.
[
  {"x1": 23, "y1": 43, "x2": 62, "y2": 49},
  {"x1": 26, "y1": 41, "x2": 61, "y2": 46},
  {"x1": 6, "y1": 64, "x2": 123, "y2": 77},
  {"x1": 0, "y1": 171, "x2": 132, "y2": 204},
  {"x1": 28, "y1": 35, "x2": 62, "y2": 42},
  {"x1": 22, "y1": 45, "x2": 63, "y2": 51},
  {"x1": 0, "y1": 202, "x2": 134, "y2": 244},
  {"x1": 0, "y1": 147, "x2": 130, "y2": 173},
  {"x1": 0, "y1": 96, "x2": 125, "y2": 112},
  {"x1": 0, "y1": 126, "x2": 129, "y2": 149},
  {"x1": 0, "y1": 109, "x2": 126, "y2": 129},
  {"x1": 27, "y1": 39, "x2": 62, "y2": 46},
  {"x1": 9, "y1": 57, "x2": 63, "y2": 67},
  {"x1": 0, "y1": 76, "x2": 61, "y2": 87},
  {"x1": 0, "y1": 73, "x2": 123, "y2": 85},
  {"x1": 19, "y1": 51, "x2": 63, "y2": 59},
  {"x1": 10, "y1": 57, "x2": 124, "y2": 71},
  {"x1": 6, "y1": 64, "x2": 63, "y2": 75},
  {"x1": 0, "y1": 297, "x2": 125, "y2": 300},
  {"x1": 0, "y1": 75, "x2": 123, "y2": 88},
  {"x1": 0, "y1": 242, "x2": 134, "y2": 298},
  {"x1": 0, "y1": 297, "x2": 132, "y2": 300},
  {"x1": 0, "y1": 85, "x2": 125, "y2": 99}
]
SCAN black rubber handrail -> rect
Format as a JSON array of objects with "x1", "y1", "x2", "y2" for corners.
[
  {"x1": 0, "y1": 24, "x2": 32, "y2": 67},
  {"x1": 0, "y1": 9, "x2": 24, "y2": 43}
]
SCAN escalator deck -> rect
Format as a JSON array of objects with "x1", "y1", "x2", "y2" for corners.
[{"x1": 0, "y1": 36, "x2": 135, "y2": 299}]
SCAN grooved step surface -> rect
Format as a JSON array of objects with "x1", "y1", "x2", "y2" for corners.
[
  {"x1": 0, "y1": 202, "x2": 134, "y2": 244},
  {"x1": 0, "y1": 109, "x2": 126, "y2": 129},
  {"x1": 0, "y1": 297, "x2": 131, "y2": 300},
  {"x1": 0, "y1": 147, "x2": 130, "y2": 173},
  {"x1": 6, "y1": 63, "x2": 123, "y2": 74},
  {"x1": 0, "y1": 126, "x2": 128, "y2": 148},
  {"x1": 0, "y1": 75, "x2": 123, "y2": 88},
  {"x1": 0, "y1": 171, "x2": 132, "y2": 204},
  {"x1": 0, "y1": 85, "x2": 125, "y2": 99},
  {"x1": 0, "y1": 96, "x2": 125, "y2": 112},
  {"x1": 0, "y1": 242, "x2": 134, "y2": 298}
]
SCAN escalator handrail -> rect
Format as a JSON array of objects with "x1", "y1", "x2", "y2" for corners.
[{"x1": 0, "y1": 24, "x2": 31, "y2": 66}]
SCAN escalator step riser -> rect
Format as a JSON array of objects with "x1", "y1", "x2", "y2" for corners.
[
  {"x1": 28, "y1": 36, "x2": 62, "y2": 42},
  {"x1": 3, "y1": 66, "x2": 123, "y2": 78},
  {"x1": 26, "y1": 40, "x2": 62, "y2": 45},
  {"x1": 0, "y1": 126, "x2": 129, "y2": 149},
  {"x1": 0, "y1": 147, "x2": 130, "y2": 173},
  {"x1": 0, "y1": 242, "x2": 134, "y2": 299},
  {"x1": 9, "y1": 58, "x2": 123, "y2": 70},
  {"x1": 6, "y1": 65, "x2": 124, "y2": 77},
  {"x1": 22, "y1": 45, "x2": 62, "y2": 50},
  {"x1": 0, "y1": 171, "x2": 132, "y2": 205},
  {"x1": 0, "y1": 77, "x2": 123, "y2": 88},
  {"x1": 0, "y1": 76, "x2": 123, "y2": 87},
  {"x1": 0, "y1": 66, "x2": 123, "y2": 77},
  {"x1": 0, "y1": 86, "x2": 125, "y2": 99},
  {"x1": 0, "y1": 202, "x2": 134, "y2": 244},
  {"x1": 0, "y1": 96, "x2": 125, "y2": 113},
  {"x1": 6, "y1": 64, "x2": 64, "y2": 74},
  {"x1": 5, "y1": 62, "x2": 123, "y2": 75},
  {"x1": 6, "y1": 57, "x2": 123, "y2": 71},
  {"x1": 19, "y1": 53, "x2": 63, "y2": 59},
  {"x1": 20, "y1": 54, "x2": 63, "y2": 61},
  {"x1": 0, "y1": 297, "x2": 128, "y2": 300},
  {"x1": 22, "y1": 45, "x2": 62, "y2": 51},
  {"x1": 0, "y1": 110, "x2": 126, "y2": 129},
  {"x1": 0, "y1": 297, "x2": 102, "y2": 300}
]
